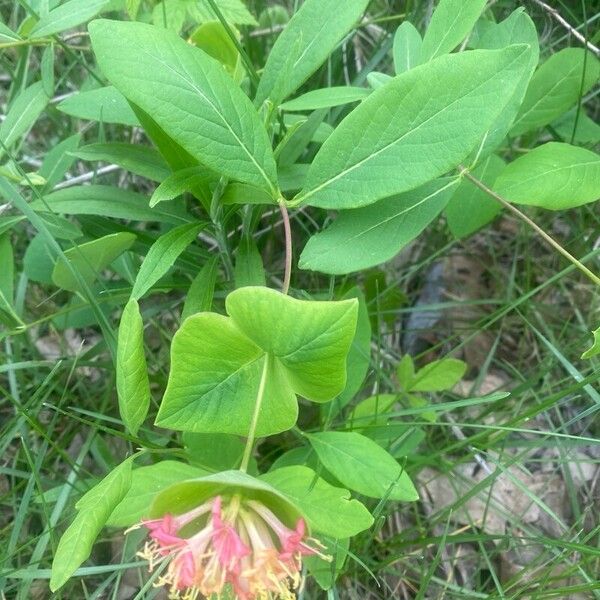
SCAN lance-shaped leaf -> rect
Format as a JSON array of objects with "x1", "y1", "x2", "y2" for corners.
[
  {"x1": 300, "y1": 178, "x2": 458, "y2": 274},
  {"x1": 30, "y1": 0, "x2": 109, "y2": 38},
  {"x1": 50, "y1": 457, "x2": 134, "y2": 591},
  {"x1": 510, "y1": 48, "x2": 600, "y2": 137},
  {"x1": 131, "y1": 222, "x2": 206, "y2": 299},
  {"x1": 89, "y1": 19, "x2": 277, "y2": 194},
  {"x1": 156, "y1": 287, "x2": 358, "y2": 437},
  {"x1": 293, "y1": 45, "x2": 530, "y2": 210},
  {"x1": 117, "y1": 299, "x2": 150, "y2": 435},
  {"x1": 494, "y1": 143, "x2": 600, "y2": 210},
  {"x1": 255, "y1": 0, "x2": 369, "y2": 107},
  {"x1": 420, "y1": 0, "x2": 487, "y2": 62}
]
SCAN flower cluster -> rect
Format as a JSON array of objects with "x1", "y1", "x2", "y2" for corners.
[{"x1": 132, "y1": 495, "x2": 326, "y2": 599}]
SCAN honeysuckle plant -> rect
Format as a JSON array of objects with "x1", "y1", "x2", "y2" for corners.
[{"x1": 19, "y1": 0, "x2": 596, "y2": 596}]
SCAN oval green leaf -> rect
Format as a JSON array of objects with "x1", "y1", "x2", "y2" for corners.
[
  {"x1": 89, "y1": 19, "x2": 277, "y2": 194},
  {"x1": 293, "y1": 45, "x2": 530, "y2": 209}
]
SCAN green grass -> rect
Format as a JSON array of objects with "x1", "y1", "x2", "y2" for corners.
[{"x1": 1, "y1": 0, "x2": 600, "y2": 598}]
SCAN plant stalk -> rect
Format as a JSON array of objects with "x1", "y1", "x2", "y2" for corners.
[
  {"x1": 460, "y1": 167, "x2": 600, "y2": 287},
  {"x1": 279, "y1": 200, "x2": 292, "y2": 295},
  {"x1": 240, "y1": 353, "x2": 270, "y2": 472}
]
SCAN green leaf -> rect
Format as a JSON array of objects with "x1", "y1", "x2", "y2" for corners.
[
  {"x1": 0, "y1": 21, "x2": 21, "y2": 44},
  {"x1": 189, "y1": 21, "x2": 240, "y2": 73},
  {"x1": 261, "y1": 465, "x2": 373, "y2": 538},
  {"x1": 131, "y1": 223, "x2": 204, "y2": 299},
  {"x1": 300, "y1": 178, "x2": 458, "y2": 274},
  {"x1": 89, "y1": 19, "x2": 277, "y2": 194},
  {"x1": 494, "y1": 142, "x2": 600, "y2": 210},
  {"x1": 366, "y1": 71, "x2": 393, "y2": 90},
  {"x1": 582, "y1": 326, "x2": 600, "y2": 360},
  {"x1": 126, "y1": 0, "x2": 142, "y2": 20},
  {"x1": 409, "y1": 358, "x2": 467, "y2": 392},
  {"x1": 305, "y1": 536, "x2": 349, "y2": 590},
  {"x1": 0, "y1": 234, "x2": 20, "y2": 328},
  {"x1": 280, "y1": 87, "x2": 370, "y2": 112},
  {"x1": 397, "y1": 355, "x2": 415, "y2": 388},
  {"x1": 552, "y1": 107, "x2": 600, "y2": 145},
  {"x1": 30, "y1": 0, "x2": 109, "y2": 37},
  {"x1": 108, "y1": 461, "x2": 207, "y2": 527},
  {"x1": 50, "y1": 456, "x2": 134, "y2": 592},
  {"x1": 221, "y1": 182, "x2": 274, "y2": 205},
  {"x1": 39, "y1": 133, "x2": 81, "y2": 192},
  {"x1": 150, "y1": 167, "x2": 215, "y2": 207},
  {"x1": 510, "y1": 48, "x2": 600, "y2": 137},
  {"x1": 41, "y1": 44, "x2": 55, "y2": 97},
  {"x1": 187, "y1": 0, "x2": 257, "y2": 26},
  {"x1": 293, "y1": 46, "x2": 529, "y2": 209},
  {"x1": 152, "y1": 0, "x2": 187, "y2": 31},
  {"x1": 35, "y1": 185, "x2": 188, "y2": 224},
  {"x1": 0, "y1": 82, "x2": 48, "y2": 151},
  {"x1": 234, "y1": 236, "x2": 266, "y2": 288},
  {"x1": 420, "y1": 0, "x2": 487, "y2": 62},
  {"x1": 150, "y1": 470, "x2": 302, "y2": 528},
  {"x1": 307, "y1": 431, "x2": 419, "y2": 501},
  {"x1": 255, "y1": 0, "x2": 369, "y2": 107},
  {"x1": 0, "y1": 234, "x2": 14, "y2": 304},
  {"x1": 52, "y1": 232, "x2": 136, "y2": 292},
  {"x1": 445, "y1": 154, "x2": 505, "y2": 239},
  {"x1": 181, "y1": 257, "x2": 218, "y2": 321},
  {"x1": 117, "y1": 299, "x2": 150, "y2": 435},
  {"x1": 393, "y1": 21, "x2": 422, "y2": 74},
  {"x1": 335, "y1": 288, "x2": 371, "y2": 408},
  {"x1": 184, "y1": 432, "x2": 246, "y2": 471},
  {"x1": 73, "y1": 143, "x2": 170, "y2": 183},
  {"x1": 349, "y1": 394, "x2": 397, "y2": 431},
  {"x1": 473, "y1": 8, "x2": 539, "y2": 158},
  {"x1": 57, "y1": 86, "x2": 140, "y2": 126},
  {"x1": 156, "y1": 287, "x2": 358, "y2": 436}
]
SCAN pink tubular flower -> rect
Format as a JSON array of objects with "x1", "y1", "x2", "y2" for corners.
[{"x1": 131, "y1": 495, "x2": 328, "y2": 599}]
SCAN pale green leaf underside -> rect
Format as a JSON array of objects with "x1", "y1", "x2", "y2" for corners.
[
  {"x1": 156, "y1": 287, "x2": 358, "y2": 437},
  {"x1": 89, "y1": 19, "x2": 277, "y2": 193},
  {"x1": 117, "y1": 299, "x2": 151, "y2": 435},
  {"x1": 261, "y1": 465, "x2": 374, "y2": 538},
  {"x1": 308, "y1": 431, "x2": 419, "y2": 501},
  {"x1": 300, "y1": 178, "x2": 458, "y2": 275},
  {"x1": 494, "y1": 142, "x2": 600, "y2": 210},
  {"x1": 294, "y1": 46, "x2": 530, "y2": 209}
]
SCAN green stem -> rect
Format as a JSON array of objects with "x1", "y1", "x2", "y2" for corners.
[
  {"x1": 460, "y1": 166, "x2": 600, "y2": 288},
  {"x1": 240, "y1": 353, "x2": 270, "y2": 472}
]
